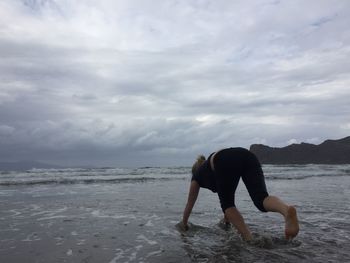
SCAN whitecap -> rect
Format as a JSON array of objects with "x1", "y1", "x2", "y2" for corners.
[{"x1": 136, "y1": 234, "x2": 158, "y2": 245}]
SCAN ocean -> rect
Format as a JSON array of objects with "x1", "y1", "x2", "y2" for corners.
[{"x1": 1, "y1": 165, "x2": 350, "y2": 262}]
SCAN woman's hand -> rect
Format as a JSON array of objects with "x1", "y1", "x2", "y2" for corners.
[
  {"x1": 218, "y1": 218, "x2": 231, "y2": 231},
  {"x1": 176, "y1": 221, "x2": 189, "y2": 232}
]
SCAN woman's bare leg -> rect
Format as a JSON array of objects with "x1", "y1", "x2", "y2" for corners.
[
  {"x1": 224, "y1": 207, "x2": 253, "y2": 241},
  {"x1": 263, "y1": 196, "x2": 299, "y2": 239}
]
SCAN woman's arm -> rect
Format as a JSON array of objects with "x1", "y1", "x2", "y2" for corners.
[{"x1": 182, "y1": 180, "x2": 200, "y2": 227}]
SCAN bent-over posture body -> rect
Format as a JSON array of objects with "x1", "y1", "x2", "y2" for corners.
[{"x1": 180, "y1": 147, "x2": 299, "y2": 241}]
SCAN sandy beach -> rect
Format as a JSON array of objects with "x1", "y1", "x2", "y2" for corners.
[{"x1": 1, "y1": 166, "x2": 350, "y2": 262}]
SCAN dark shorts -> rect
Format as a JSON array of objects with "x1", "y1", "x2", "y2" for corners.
[{"x1": 213, "y1": 147, "x2": 269, "y2": 213}]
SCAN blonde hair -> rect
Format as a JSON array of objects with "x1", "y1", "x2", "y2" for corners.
[{"x1": 192, "y1": 155, "x2": 206, "y2": 175}]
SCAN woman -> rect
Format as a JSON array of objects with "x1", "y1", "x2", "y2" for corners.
[{"x1": 179, "y1": 147, "x2": 299, "y2": 241}]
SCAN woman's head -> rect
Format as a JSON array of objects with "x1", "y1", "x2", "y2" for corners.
[{"x1": 191, "y1": 155, "x2": 206, "y2": 175}]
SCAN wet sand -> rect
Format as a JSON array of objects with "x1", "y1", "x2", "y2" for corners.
[{"x1": 1, "y1": 173, "x2": 350, "y2": 262}]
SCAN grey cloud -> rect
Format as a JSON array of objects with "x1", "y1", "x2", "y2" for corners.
[{"x1": 0, "y1": 0, "x2": 350, "y2": 166}]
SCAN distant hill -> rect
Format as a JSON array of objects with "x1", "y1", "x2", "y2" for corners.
[
  {"x1": 0, "y1": 161, "x2": 62, "y2": 171},
  {"x1": 250, "y1": 136, "x2": 350, "y2": 164}
]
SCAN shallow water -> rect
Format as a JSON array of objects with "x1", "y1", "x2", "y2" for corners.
[{"x1": 0, "y1": 165, "x2": 350, "y2": 262}]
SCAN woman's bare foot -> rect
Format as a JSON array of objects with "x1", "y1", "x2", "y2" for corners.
[{"x1": 285, "y1": 206, "x2": 299, "y2": 239}]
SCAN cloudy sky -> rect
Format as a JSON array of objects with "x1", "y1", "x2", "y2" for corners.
[{"x1": 0, "y1": 0, "x2": 350, "y2": 167}]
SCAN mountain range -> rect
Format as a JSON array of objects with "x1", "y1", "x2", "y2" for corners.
[
  {"x1": 250, "y1": 136, "x2": 350, "y2": 164},
  {"x1": 1, "y1": 136, "x2": 350, "y2": 170}
]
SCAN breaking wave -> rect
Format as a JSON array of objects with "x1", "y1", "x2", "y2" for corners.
[{"x1": 0, "y1": 165, "x2": 349, "y2": 186}]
